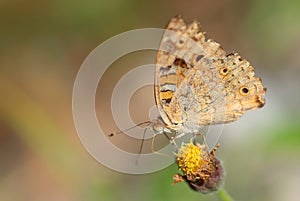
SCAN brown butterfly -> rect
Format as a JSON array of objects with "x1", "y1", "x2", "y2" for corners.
[{"x1": 154, "y1": 16, "x2": 266, "y2": 135}]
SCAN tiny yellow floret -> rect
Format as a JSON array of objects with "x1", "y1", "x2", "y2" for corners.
[{"x1": 176, "y1": 141, "x2": 204, "y2": 175}]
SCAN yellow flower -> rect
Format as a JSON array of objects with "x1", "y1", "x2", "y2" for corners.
[
  {"x1": 173, "y1": 139, "x2": 224, "y2": 193},
  {"x1": 176, "y1": 141, "x2": 204, "y2": 175}
]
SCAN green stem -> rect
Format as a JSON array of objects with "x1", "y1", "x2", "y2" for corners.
[{"x1": 217, "y1": 188, "x2": 234, "y2": 201}]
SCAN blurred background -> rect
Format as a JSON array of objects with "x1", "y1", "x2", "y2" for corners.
[{"x1": 1, "y1": 0, "x2": 300, "y2": 200}]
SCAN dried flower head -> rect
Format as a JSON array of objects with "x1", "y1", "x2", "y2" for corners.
[{"x1": 173, "y1": 139, "x2": 224, "y2": 193}]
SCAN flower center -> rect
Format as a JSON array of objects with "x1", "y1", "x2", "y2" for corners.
[{"x1": 176, "y1": 141, "x2": 204, "y2": 175}]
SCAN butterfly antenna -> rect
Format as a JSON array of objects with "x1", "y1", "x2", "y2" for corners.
[{"x1": 108, "y1": 121, "x2": 152, "y2": 137}]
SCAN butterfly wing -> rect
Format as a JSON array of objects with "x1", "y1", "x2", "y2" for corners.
[
  {"x1": 155, "y1": 16, "x2": 226, "y2": 128},
  {"x1": 155, "y1": 17, "x2": 265, "y2": 130}
]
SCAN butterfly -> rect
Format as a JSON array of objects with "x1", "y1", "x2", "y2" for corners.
[
  {"x1": 154, "y1": 16, "x2": 266, "y2": 136},
  {"x1": 153, "y1": 17, "x2": 266, "y2": 193}
]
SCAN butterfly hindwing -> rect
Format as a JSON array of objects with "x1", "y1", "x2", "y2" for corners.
[{"x1": 155, "y1": 16, "x2": 265, "y2": 131}]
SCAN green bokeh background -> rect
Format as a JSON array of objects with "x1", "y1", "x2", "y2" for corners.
[{"x1": 1, "y1": 0, "x2": 300, "y2": 201}]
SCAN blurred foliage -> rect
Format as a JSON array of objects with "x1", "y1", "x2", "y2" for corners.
[
  {"x1": 245, "y1": 0, "x2": 300, "y2": 66},
  {"x1": 0, "y1": 0, "x2": 300, "y2": 201},
  {"x1": 267, "y1": 121, "x2": 300, "y2": 152}
]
